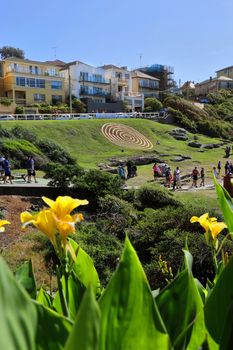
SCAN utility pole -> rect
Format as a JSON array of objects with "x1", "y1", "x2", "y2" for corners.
[
  {"x1": 68, "y1": 66, "x2": 72, "y2": 114},
  {"x1": 52, "y1": 46, "x2": 57, "y2": 60}
]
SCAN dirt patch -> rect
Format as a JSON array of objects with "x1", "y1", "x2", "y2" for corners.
[{"x1": 0, "y1": 196, "x2": 45, "y2": 249}]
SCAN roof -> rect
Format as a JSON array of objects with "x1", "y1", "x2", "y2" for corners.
[
  {"x1": 4, "y1": 57, "x2": 65, "y2": 67},
  {"x1": 196, "y1": 75, "x2": 233, "y2": 85},
  {"x1": 181, "y1": 81, "x2": 195, "y2": 89},
  {"x1": 44, "y1": 59, "x2": 66, "y2": 67},
  {"x1": 131, "y1": 70, "x2": 159, "y2": 81},
  {"x1": 216, "y1": 65, "x2": 233, "y2": 73}
]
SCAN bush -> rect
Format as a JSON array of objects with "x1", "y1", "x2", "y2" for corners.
[
  {"x1": 11, "y1": 125, "x2": 37, "y2": 143},
  {"x1": 73, "y1": 169, "x2": 124, "y2": 208},
  {"x1": 144, "y1": 98, "x2": 163, "y2": 112},
  {"x1": 96, "y1": 195, "x2": 137, "y2": 239},
  {"x1": 71, "y1": 223, "x2": 123, "y2": 286},
  {"x1": 44, "y1": 162, "x2": 84, "y2": 188},
  {"x1": 0, "y1": 97, "x2": 12, "y2": 106},
  {"x1": 37, "y1": 139, "x2": 76, "y2": 165},
  {"x1": 137, "y1": 184, "x2": 180, "y2": 210}
]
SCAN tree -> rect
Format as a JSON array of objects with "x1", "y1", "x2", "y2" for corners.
[
  {"x1": 0, "y1": 46, "x2": 25, "y2": 60},
  {"x1": 72, "y1": 98, "x2": 86, "y2": 112},
  {"x1": 144, "y1": 98, "x2": 163, "y2": 112}
]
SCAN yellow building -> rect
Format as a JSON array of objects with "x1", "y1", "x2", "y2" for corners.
[
  {"x1": 0, "y1": 58, "x2": 66, "y2": 107},
  {"x1": 131, "y1": 70, "x2": 159, "y2": 99}
]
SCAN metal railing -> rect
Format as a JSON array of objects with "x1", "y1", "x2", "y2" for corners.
[{"x1": 0, "y1": 112, "x2": 168, "y2": 121}]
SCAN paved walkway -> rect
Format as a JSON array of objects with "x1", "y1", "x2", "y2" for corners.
[{"x1": 0, "y1": 177, "x2": 50, "y2": 187}]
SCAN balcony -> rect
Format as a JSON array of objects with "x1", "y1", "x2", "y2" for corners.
[
  {"x1": 80, "y1": 90, "x2": 110, "y2": 97},
  {"x1": 6, "y1": 67, "x2": 64, "y2": 78},
  {"x1": 79, "y1": 77, "x2": 110, "y2": 84},
  {"x1": 139, "y1": 82, "x2": 159, "y2": 90}
]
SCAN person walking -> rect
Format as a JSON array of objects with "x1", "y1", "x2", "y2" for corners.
[
  {"x1": 30, "y1": 156, "x2": 37, "y2": 183},
  {"x1": 213, "y1": 167, "x2": 218, "y2": 178},
  {"x1": 192, "y1": 167, "x2": 199, "y2": 188},
  {"x1": 3, "y1": 157, "x2": 13, "y2": 184},
  {"x1": 200, "y1": 168, "x2": 205, "y2": 187},
  {"x1": 118, "y1": 164, "x2": 126, "y2": 180},
  {"x1": 217, "y1": 161, "x2": 221, "y2": 177},
  {"x1": 174, "y1": 166, "x2": 181, "y2": 189}
]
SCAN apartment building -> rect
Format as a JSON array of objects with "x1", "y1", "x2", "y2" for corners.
[
  {"x1": 216, "y1": 65, "x2": 233, "y2": 79},
  {"x1": 102, "y1": 64, "x2": 144, "y2": 111},
  {"x1": 131, "y1": 70, "x2": 159, "y2": 98},
  {"x1": 0, "y1": 58, "x2": 66, "y2": 106},
  {"x1": 61, "y1": 61, "x2": 111, "y2": 102},
  {"x1": 138, "y1": 64, "x2": 175, "y2": 97},
  {"x1": 195, "y1": 76, "x2": 233, "y2": 96}
]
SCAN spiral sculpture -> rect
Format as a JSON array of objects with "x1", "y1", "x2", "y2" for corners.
[{"x1": 101, "y1": 123, "x2": 153, "y2": 150}]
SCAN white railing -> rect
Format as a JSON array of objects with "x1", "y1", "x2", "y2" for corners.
[{"x1": 0, "y1": 112, "x2": 168, "y2": 121}]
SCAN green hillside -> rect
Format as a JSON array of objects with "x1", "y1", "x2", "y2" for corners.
[{"x1": 0, "y1": 119, "x2": 230, "y2": 173}]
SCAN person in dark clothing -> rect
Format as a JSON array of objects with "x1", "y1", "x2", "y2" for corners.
[{"x1": 3, "y1": 157, "x2": 12, "y2": 184}]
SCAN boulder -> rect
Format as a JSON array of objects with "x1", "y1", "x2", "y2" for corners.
[{"x1": 188, "y1": 141, "x2": 202, "y2": 148}]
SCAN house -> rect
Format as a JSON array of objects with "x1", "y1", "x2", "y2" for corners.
[
  {"x1": 0, "y1": 57, "x2": 66, "y2": 107},
  {"x1": 102, "y1": 64, "x2": 144, "y2": 111},
  {"x1": 131, "y1": 70, "x2": 160, "y2": 99},
  {"x1": 195, "y1": 76, "x2": 233, "y2": 96}
]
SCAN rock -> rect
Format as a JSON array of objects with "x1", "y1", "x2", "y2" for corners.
[
  {"x1": 98, "y1": 164, "x2": 118, "y2": 174},
  {"x1": 170, "y1": 155, "x2": 192, "y2": 162},
  {"x1": 109, "y1": 155, "x2": 163, "y2": 166},
  {"x1": 202, "y1": 143, "x2": 224, "y2": 149},
  {"x1": 188, "y1": 141, "x2": 202, "y2": 148},
  {"x1": 172, "y1": 134, "x2": 188, "y2": 141}
]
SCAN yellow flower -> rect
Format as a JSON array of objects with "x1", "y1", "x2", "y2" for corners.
[
  {"x1": 0, "y1": 220, "x2": 10, "y2": 232},
  {"x1": 21, "y1": 210, "x2": 57, "y2": 248},
  {"x1": 54, "y1": 213, "x2": 84, "y2": 244},
  {"x1": 42, "y1": 196, "x2": 88, "y2": 219},
  {"x1": 190, "y1": 213, "x2": 227, "y2": 240},
  {"x1": 208, "y1": 221, "x2": 227, "y2": 240}
]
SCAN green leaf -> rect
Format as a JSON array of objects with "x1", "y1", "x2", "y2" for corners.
[
  {"x1": 53, "y1": 271, "x2": 86, "y2": 321},
  {"x1": 33, "y1": 301, "x2": 72, "y2": 350},
  {"x1": 219, "y1": 300, "x2": 233, "y2": 350},
  {"x1": 15, "y1": 259, "x2": 37, "y2": 299},
  {"x1": 213, "y1": 177, "x2": 233, "y2": 233},
  {"x1": 69, "y1": 238, "x2": 101, "y2": 297},
  {"x1": 65, "y1": 286, "x2": 100, "y2": 350},
  {"x1": 0, "y1": 256, "x2": 37, "y2": 350},
  {"x1": 36, "y1": 287, "x2": 53, "y2": 308},
  {"x1": 205, "y1": 254, "x2": 233, "y2": 344},
  {"x1": 98, "y1": 236, "x2": 169, "y2": 350},
  {"x1": 156, "y1": 250, "x2": 213, "y2": 349}
]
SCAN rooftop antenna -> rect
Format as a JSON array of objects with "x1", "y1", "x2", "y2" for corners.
[
  {"x1": 52, "y1": 46, "x2": 57, "y2": 59},
  {"x1": 137, "y1": 53, "x2": 143, "y2": 67}
]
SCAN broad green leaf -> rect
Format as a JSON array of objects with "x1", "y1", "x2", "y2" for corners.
[
  {"x1": 15, "y1": 259, "x2": 37, "y2": 299},
  {"x1": 69, "y1": 238, "x2": 101, "y2": 297},
  {"x1": 33, "y1": 301, "x2": 72, "y2": 350},
  {"x1": 156, "y1": 250, "x2": 212, "y2": 349},
  {"x1": 219, "y1": 300, "x2": 233, "y2": 350},
  {"x1": 98, "y1": 236, "x2": 169, "y2": 350},
  {"x1": 0, "y1": 256, "x2": 37, "y2": 350},
  {"x1": 205, "y1": 254, "x2": 233, "y2": 344},
  {"x1": 65, "y1": 286, "x2": 100, "y2": 350},
  {"x1": 53, "y1": 271, "x2": 86, "y2": 321},
  {"x1": 214, "y1": 177, "x2": 233, "y2": 233},
  {"x1": 37, "y1": 287, "x2": 53, "y2": 308}
]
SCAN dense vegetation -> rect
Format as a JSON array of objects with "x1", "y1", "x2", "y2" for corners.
[{"x1": 164, "y1": 94, "x2": 233, "y2": 140}]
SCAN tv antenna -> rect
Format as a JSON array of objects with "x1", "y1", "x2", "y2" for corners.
[
  {"x1": 52, "y1": 46, "x2": 57, "y2": 59},
  {"x1": 137, "y1": 53, "x2": 143, "y2": 67}
]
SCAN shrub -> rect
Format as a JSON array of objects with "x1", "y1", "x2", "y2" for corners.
[
  {"x1": 73, "y1": 169, "x2": 124, "y2": 208},
  {"x1": 144, "y1": 98, "x2": 163, "y2": 112},
  {"x1": 11, "y1": 125, "x2": 37, "y2": 143},
  {"x1": 96, "y1": 195, "x2": 137, "y2": 239},
  {"x1": 71, "y1": 223, "x2": 123, "y2": 286},
  {"x1": 44, "y1": 162, "x2": 84, "y2": 188},
  {"x1": 37, "y1": 139, "x2": 76, "y2": 165},
  {"x1": 136, "y1": 184, "x2": 180, "y2": 210},
  {"x1": 0, "y1": 97, "x2": 12, "y2": 106}
]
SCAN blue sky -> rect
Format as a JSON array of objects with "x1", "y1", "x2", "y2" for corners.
[{"x1": 1, "y1": 0, "x2": 233, "y2": 84}]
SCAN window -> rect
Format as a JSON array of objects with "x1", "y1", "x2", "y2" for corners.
[
  {"x1": 16, "y1": 77, "x2": 26, "y2": 86},
  {"x1": 36, "y1": 79, "x2": 45, "y2": 88},
  {"x1": 80, "y1": 72, "x2": 89, "y2": 81},
  {"x1": 34, "y1": 94, "x2": 45, "y2": 102},
  {"x1": 51, "y1": 81, "x2": 62, "y2": 89},
  {"x1": 52, "y1": 95, "x2": 62, "y2": 104},
  {"x1": 26, "y1": 78, "x2": 36, "y2": 87},
  {"x1": 125, "y1": 73, "x2": 130, "y2": 79}
]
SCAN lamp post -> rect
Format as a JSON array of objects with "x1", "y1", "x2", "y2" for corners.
[{"x1": 68, "y1": 66, "x2": 72, "y2": 114}]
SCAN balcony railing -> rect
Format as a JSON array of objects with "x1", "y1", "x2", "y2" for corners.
[
  {"x1": 139, "y1": 83, "x2": 159, "y2": 89},
  {"x1": 79, "y1": 77, "x2": 110, "y2": 84},
  {"x1": 6, "y1": 67, "x2": 64, "y2": 78},
  {"x1": 80, "y1": 90, "x2": 110, "y2": 97}
]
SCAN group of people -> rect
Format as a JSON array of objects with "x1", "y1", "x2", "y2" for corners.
[
  {"x1": 0, "y1": 155, "x2": 37, "y2": 184},
  {"x1": 0, "y1": 156, "x2": 13, "y2": 184},
  {"x1": 24, "y1": 155, "x2": 37, "y2": 183},
  {"x1": 117, "y1": 160, "x2": 137, "y2": 180},
  {"x1": 152, "y1": 159, "x2": 233, "y2": 190}
]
